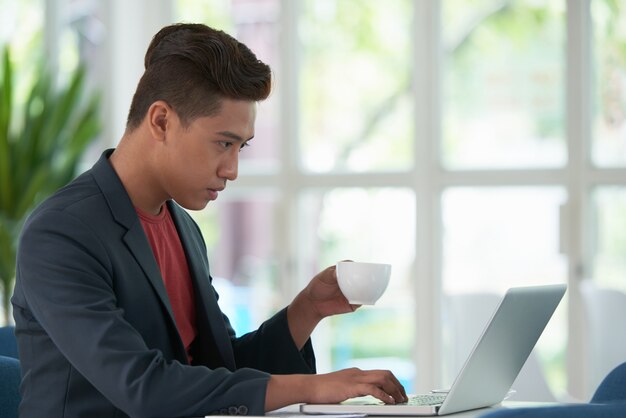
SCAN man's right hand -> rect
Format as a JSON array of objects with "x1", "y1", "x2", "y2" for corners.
[{"x1": 264, "y1": 368, "x2": 408, "y2": 412}]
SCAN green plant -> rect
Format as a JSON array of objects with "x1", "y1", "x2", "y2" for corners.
[{"x1": 0, "y1": 47, "x2": 101, "y2": 324}]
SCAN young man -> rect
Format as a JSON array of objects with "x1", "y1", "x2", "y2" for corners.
[{"x1": 12, "y1": 23, "x2": 406, "y2": 417}]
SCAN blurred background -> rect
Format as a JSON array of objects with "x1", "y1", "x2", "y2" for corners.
[{"x1": 1, "y1": 0, "x2": 626, "y2": 404}]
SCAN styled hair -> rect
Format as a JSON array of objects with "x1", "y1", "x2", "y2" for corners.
[{"x1": 126, "y1": 23, "x2": 272, "y2": 130}]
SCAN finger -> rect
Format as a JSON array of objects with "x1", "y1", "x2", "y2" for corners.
[
  {"x1": 388, "y1": 384, "x2": 408, "y2": 402},
  {"x1": 385, "y1": 372, "x2": 408, "y2": 401},
  {"x1": 357, "y1": 384, "x2": 398, "y2": 405},
  {"x1": 363, "y1": 370, "x2": 407, "y2": 402},
  {"x1": 319, "y1": 265, "x2": 339, "y2": 285}
]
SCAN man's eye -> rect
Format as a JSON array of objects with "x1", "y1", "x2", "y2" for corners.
[
  {"x1": 239, "y1": 142, "x2": 251, "y2": 152},
  {"x1": 218, "y1": 141, "x2": 233, "y2": 149}
]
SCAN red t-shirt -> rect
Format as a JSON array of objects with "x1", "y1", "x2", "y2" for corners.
[{"x1": 137, "y1": 204, "x2": 198, "y2": 363}]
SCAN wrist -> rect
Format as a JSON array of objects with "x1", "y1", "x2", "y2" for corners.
[
  {"x1": 289, "y1": 291, "x2": 324, "y2": 326},
  {"x1": 287, "y1": 292, "x2": 323, "y2": 350},
  {"x1": 265, "y1": 374, "x2": 314, "y2": 411}
]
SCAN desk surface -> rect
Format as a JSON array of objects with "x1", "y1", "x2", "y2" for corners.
[{"x1": 267, "y1": 401, "x2": 557, "y2": 418}]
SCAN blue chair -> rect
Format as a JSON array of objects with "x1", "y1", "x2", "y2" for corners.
[
  {"x1": 480, "y1": 362, "x2": 626, "y2": 417},
  {"x1": 590, "y1": 361, "x2": 626, "y2": 403},
  {"x1": 0, "y1": 326, "x2": 20, "y2": 418},
  {"x1": 0, "y1": 354, "x2": 20, "y2": 418},
  {"x1": 0, "y1": 326, "x2": 18, "y2": 359}
]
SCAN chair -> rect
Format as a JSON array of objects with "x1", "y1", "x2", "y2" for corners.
[
  {"x1": 579, "y1": 280, "x2": 626, "y2": 398},
  {"x1": 0, "y1": 326, "x2": 18, "y2": 359},
  {"x1": 590, "y1": 361, "x2": 626, "y2": 403},
  {"x1": 0, "y1": 355, "x2": 20, "y2": 418},
  {"x1": 444, "y1": 292, "x2": 556, "y2": 402},
  {"x1": 0, "y1": 326, "x2": 20, "y2": 418},
  {"x1": 479, "y1": 362, "x2": 626, "y2": 417}
]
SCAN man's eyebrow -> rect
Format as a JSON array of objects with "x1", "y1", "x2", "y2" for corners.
[{"x1": 216, "y1": 131, "x2": 254, "y2": 142}]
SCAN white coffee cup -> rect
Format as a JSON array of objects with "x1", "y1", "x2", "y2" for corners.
[{"x1": 335, "y1": 261, "x2": 392, "y2": 305}]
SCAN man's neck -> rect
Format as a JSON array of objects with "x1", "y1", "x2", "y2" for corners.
[{"x1": 109, "y1": 134, "x2": 167, "y2": 215}]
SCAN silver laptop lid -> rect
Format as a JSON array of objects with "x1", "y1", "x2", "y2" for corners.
[{"x1": 438, "y1": 283, "x2": 566, "y2": 415}]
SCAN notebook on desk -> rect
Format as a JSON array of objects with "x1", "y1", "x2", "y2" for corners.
[{"x1": 300, "y1": 284, "x2": 567, "y2": 416}]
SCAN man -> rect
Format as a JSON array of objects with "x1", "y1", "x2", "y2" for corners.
[{"x1": 12, "y1": 23, "x2": 406, "y2": 417}]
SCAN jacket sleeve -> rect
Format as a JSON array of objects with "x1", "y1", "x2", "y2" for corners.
[
  {"x1": 15, "y1": 208, "x2": 271, "y2": 418},
  {"x1": 229, "y1": 307, "x2": 317, "y2": 374}
]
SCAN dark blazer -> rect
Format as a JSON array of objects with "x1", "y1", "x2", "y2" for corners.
[{"x1": 11, "y1": 150, "x2": 315, "y2": 418}]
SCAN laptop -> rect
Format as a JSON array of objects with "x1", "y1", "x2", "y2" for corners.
[{"x1": 300, "y1": 284, "x2": 566, "y2": 416}]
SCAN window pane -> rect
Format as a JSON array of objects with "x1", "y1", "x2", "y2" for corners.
[
  {"x1": 591, "y1": 0, "x2": 626, "y2": 167},
  {"x1": 590, "y1": 187, "x2": 626, "y2": 290},
  {"x1": 299, "y1": 0, "x2": 414, "y2": 173},
  {"x1": 441, "y1": 0, "x2": 566, "y2": 169},
  {"x1": 299, "y1": 188, "x2": 416, "y2": 391},
  {"x1": 61, "y1": 0, "x2": 105, "y2": 78},
  {"x1": 0, "y1": 0, "x2": 43, "y2": 57},
  {"x1": 188, "y1": 192, "x2": 279, "y2": 334},
  {"x1": 441, "y1": 187, "x2": 568, "y2": 396},
  {"x1": 176, "y1": 0, "x2": 232, "y2": 29},
  {"x1": 0, "y1": 0, "x2": 44, "y2": 102},
  {"x1": 583, "y1": 187, "x2": 626, "y2": 397},
  {"x1": 176, "y1": 0, "x2": 281, "y2": 171}
]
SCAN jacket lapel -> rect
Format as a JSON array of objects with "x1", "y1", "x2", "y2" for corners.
[
  {"x1": 122, "y1": 224, "x2": 178, "y2": 326},
  {"x1": 168, "y1": 202, "x2": 237, "y2": 371},
  {"x1": 90, "y1": 150, "x2": 186, "y2": 360}
]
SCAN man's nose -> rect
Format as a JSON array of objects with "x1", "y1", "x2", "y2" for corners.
[{"x1": 219, "y1": 150, "x2": 239, "y2": 181}]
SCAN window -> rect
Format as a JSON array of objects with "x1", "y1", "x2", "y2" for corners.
[
  {"x1": 442, "y1": 0, "x2": 566, "y2": 169},
  {"x1": 590, "y1": 187, "x2": 626, "y2": 291},
  {"x1": 591, "y1": 0, "x2": 626, "y2": 167},
  {"x1": 299, "y1": 0, "x2": 413, "y2": 173}
]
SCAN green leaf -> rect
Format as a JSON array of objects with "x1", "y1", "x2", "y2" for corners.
[
  {"x1": 0, "y1": 216, "x2": 16, "y2": 285},
  {"x1": 41, "y1": 66, "x2": 86, "y2": 158},
  {"x1": 14, "y1": 67, "x2": 51, "y2": 188},
  {"x1": 0, "y1": 49, "x2": 13, "y2": 213}
]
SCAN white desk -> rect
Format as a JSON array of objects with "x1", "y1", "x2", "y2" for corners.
[
  {"x1": 266, "y1": 401, "x2": 557, "y2": 418},
  {"x1": 198, "y1": 401, "x2": 560, "y2": 418},
  {"x1": 267, "y1": 402, "x2": 557, "y2": 418}
]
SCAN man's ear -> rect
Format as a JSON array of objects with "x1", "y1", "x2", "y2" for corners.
[{"x1": 146, "y1": 101, "x2": 171, "y2": 141}]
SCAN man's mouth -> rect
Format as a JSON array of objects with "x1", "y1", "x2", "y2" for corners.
[{"x1": 207, "y1": 187, "x2": 224, "y2": 201}]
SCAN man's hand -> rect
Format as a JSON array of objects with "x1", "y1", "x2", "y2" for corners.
[
  {"x1": 306, "y1": 368, "x2": 408, "y2": 405},
  {"x1": 265, "y1": 368, "x2": 408, "y2": 412},
  {"x1": 303, "y1": 263, "x2": 360, "y2": 318},
  {"x1": 287, "y1": 263, "x2": 359, "y2": 349}
]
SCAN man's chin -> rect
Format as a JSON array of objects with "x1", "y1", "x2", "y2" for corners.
[{"x1": 176, "y1": 199, "x2": 212, "y2": 212}]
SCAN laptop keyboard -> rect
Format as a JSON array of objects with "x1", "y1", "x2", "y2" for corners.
[
  {"x1": 402, "y1": 393, "x2": 447, "y2": 406},
  {"x1": 341, "y1": 393, "x2": 447, "y2": 407}
]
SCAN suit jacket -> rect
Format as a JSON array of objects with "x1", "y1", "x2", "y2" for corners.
[{"x1": 11, "y1": 150, "x2": 315, "y2": 418}]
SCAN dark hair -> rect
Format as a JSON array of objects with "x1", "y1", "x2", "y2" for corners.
[{"x1": 126, "y1": 23, "x2": 272, "y2": 130}]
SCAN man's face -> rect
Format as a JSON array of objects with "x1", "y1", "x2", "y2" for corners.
[{"x1": 158, "y1": 98, "x2": 256, "y2": 210}]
